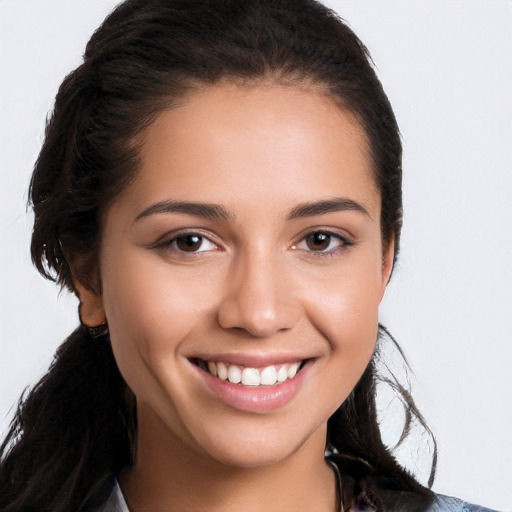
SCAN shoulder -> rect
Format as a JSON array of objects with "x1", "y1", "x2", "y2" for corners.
[
  {"x1": 423, "y1": 493, "x2": 503, "y2": 512},
  {"x1": 350, "y1": 491, "x2": 503, "y2": 512},
  {"x1": 89, "y1": 479, "x2": 504, "y2": 512}
]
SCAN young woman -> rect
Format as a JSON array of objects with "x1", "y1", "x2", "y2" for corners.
[{"x1": 0, "y1": 1, "x2": 507, "y2": 511}]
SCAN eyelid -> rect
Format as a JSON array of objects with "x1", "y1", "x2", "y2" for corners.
[
  {"x1": 290, "y1": 227, "x2": 354, "y2": 254},
  {"x1": 151, "y1": 228, "x2": 222, "y2": 253}
]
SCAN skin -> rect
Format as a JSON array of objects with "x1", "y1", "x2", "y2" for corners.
[{"x1": 77, "y1": 84, "x2": 394, "y2": 512}]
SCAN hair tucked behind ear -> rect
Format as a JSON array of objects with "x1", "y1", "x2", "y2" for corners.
[{"x1": 0, "y1": 328, "x2": 135, "y2": 512}]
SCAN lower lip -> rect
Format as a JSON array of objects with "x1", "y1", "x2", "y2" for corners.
[{"x1": 193, "y1": 361, "x2": 312, "y2": 413}]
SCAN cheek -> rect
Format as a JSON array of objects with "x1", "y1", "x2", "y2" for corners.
[
  {"x1": 315, "y1": 286, "x2": 380, "y2": 366},
  {"x1": 299, "y1": 277, "x2": 381, "y2": 427},
  {"x1": 102, "y1": 250, "x2": 220, "y2": 333},
  {"x1": 301, "y1": 256, "x2": 383, "y2": 390},
  {"x1": 307, "y1": 257, "x2": 383, "y2": 342},
  {"x1": 99, "y1": 252, "x2": 222, "y2": 386}
]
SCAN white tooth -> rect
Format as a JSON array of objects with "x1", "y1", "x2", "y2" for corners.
[
  {"x1": 260, "y1": 365, "x2": 277, "y2": 385},
  {"x1": 228, "y1": 365, "x2": 241, "y2": 384},
  {"x1": 287, "y1": 362, "x2": 300, "y2": 378},
  {"x1": 207, "y1": 361, "x2": 217, "y2": 377},
  {"x1": 241, "y1": 368, "x2": 260, "y2": 386},
  {"x1": 217, "y1": 362, "x2": 228, "y2": 380},
  {"x1": 277, "y1": 366, "x2": 288, "y2": 382}
]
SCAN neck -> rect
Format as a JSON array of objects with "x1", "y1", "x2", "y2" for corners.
[{"x1": 120, "y1": 403, "x2": 338, "y2": 512}]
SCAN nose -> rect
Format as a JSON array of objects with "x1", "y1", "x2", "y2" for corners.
[{"x1": 217, "y1": 249, "x2": 301, "y2": 338}]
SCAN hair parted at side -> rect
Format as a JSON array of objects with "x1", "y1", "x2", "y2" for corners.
[{"x1": 0, "y1": 1, "x2": 433, "y2": 511}]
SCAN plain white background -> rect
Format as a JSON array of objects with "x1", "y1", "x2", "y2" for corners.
[{"x1": 1, "y1": 1, "x2": 511, "y2": 510}]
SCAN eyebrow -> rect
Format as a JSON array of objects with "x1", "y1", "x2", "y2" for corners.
[
  {"x1": 134, "y1": 200, "x2": 232, "y2": 222},
  {"x1": 286, "y1": 197, "x2": 372, "y2": 220},
  {"x1": 134, "y1": 197, "x2": 371, "y2": 224}
]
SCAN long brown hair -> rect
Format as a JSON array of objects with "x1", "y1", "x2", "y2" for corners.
[{"x1": 1, "y1": 1, "x2": 435, "y2": 510}]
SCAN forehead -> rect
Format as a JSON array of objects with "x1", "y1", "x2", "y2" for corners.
[{"x1": 116, "y1": 84, "x2": 379, "y2": 219}]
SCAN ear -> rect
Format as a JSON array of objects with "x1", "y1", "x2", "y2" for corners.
[
  {"x1": 380, "y1": 238, "x2": 395, "y2": 299},
  {"x1": 73, "y1": 274, "x2": 106, "y2": 327}
]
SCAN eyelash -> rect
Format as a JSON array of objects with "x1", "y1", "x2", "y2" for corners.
[
  {"x1": 152, "y1": 229, "x2": 354, "y2": 257},
  {"x1": 291, "y1": 229, "x2": 354, "y2": 257},
  {"x1": 153, "y1": 230, "x2": 220, "y2": 254}
]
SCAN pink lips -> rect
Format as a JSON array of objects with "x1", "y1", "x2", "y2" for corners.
[{"x1": 193, "y1": 359, "x2": 312, "y2": 413}]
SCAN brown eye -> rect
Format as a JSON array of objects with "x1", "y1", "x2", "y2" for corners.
[
  {"x1": 175, "y1": 234, "x2": 204, "y2": 252},
  {"x1": 305, "y1": 232, "x2": 332, "y2": 251},
  {"x1": 291, "y1": 230, "x2": 351, "y2": 255},
  {"x1": 154, "y1": 232, "x2": 218, "y2": 254}
]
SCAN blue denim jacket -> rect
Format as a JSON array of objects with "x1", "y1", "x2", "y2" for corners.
[
  {"x1": 96, "y1": 481, "x2": 503, "y2": 512},
  {"x1": 424, "y1": 494, "x2": 501, "y2": 512}
]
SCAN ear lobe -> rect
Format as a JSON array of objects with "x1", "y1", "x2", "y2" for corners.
[
  {"x1": 380, "y1": 239, "x2": 395, "y2": 294},
  {"x1": 74, "y1": 278, "x2": 106, "y2": 327}
]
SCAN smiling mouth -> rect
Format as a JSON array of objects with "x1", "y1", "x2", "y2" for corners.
[{"x1": 192, "y1": 359, "x2": 308, "y2": 387}]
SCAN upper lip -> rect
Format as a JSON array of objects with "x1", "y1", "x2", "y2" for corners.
[{"x1": 187, "y1": 352, "x2": 315, "y2": 367}]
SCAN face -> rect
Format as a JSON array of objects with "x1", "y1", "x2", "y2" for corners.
[{"x1": 79, "y1": 84, "x2": 393, "y2": 469}]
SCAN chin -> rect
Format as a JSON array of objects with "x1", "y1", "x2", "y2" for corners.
[
  {"x1": 204, "y1": 440, "x2": 301, "y2": 469},
  {"x1": 193, "y1": 420, "x2": 322, "y2": 470}
]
